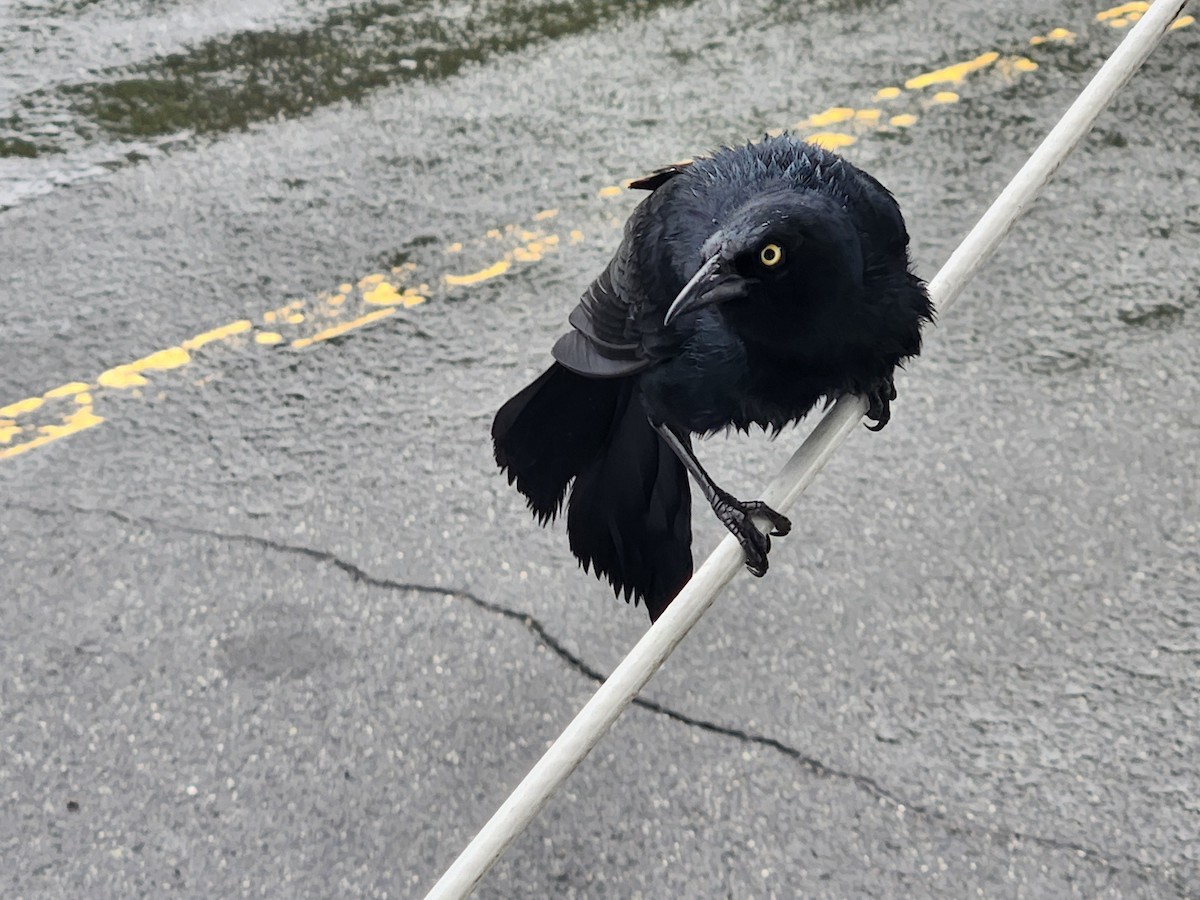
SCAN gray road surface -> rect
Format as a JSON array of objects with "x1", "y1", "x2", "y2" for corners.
[{"x1": 2, "y1": 0, "x2": 1198, "y2": 896}]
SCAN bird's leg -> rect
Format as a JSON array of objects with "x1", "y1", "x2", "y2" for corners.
[
  {"x1": 864, "y1": 374, "x2": 897, "y2": 432},
  {"x1": 654, "y1": 422, "x2": 791, "y2": 577}
]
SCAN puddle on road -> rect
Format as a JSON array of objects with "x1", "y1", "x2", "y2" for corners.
[{"x1": 0, "y1": 0, "x2": 696, "y2": 209}]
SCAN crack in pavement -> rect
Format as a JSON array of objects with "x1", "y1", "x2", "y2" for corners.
[{"x1": 6, "y1": 500, "x2": 1186, "y2": 895}]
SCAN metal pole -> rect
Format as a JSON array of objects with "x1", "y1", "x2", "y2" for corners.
[{"x1": 426, "y1": 2, "x2": 1189, "y2": 896}]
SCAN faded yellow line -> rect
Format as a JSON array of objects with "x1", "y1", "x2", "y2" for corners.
[
  {"x1": 806, "y1": 106, "x2": 856, "y2": 127},
  {"x1": 1031, "y1": 27, "x2": 1077, "y2": 45},
  {"x1": 1096, "y1": 2, "x2": 1193, "y2": 29},
  {"x1": 806, "y1": 132, "x2": 857, "y2": 150},
  {"x1": 291, "y1": 308, "x2": 397, "y2": 349},
  {"x1": 1, "y1": 0, "x2": 1191, "y2": 463},
  {"x1": 97, "y1": 347, "x2": 191, "y2": 389},
  {"x1": 905, "y1": 51, "x2": 1001, "y2": 89},
  {"x1": 0, "y1": 218, "x2": 561, "y2": 457},
  {"x1": 44, "y1": 382, "x2": 90, "y2": 399},
  {"x1": 1096, "y1": 1, "x2": 1147, "y2": 20},
  {"x1": 182, "y1": 320, "x2": 253, "y2": 350},
  {"x1": 442, "y1": 227, "x2": 565, "y2": 286},
  {"x1": 445, "y1": 259, "x2": 512, "y2": 286},
  {"x1": 1, "y1": 397, "x2": 44, "y2": 417},
  {"x1": 0, "y1": 405, "x2": 104, "y2": 461},
  {"x1": 363, "y1": 282, "x2": 427, "y2": 306},
  {"x1": 787, "y1": 3, "x2": 1189, "y2": 153}
]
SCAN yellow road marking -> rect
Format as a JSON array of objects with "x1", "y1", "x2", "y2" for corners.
[
  {"x1": 443, "y1": 227, "x2": 564, "y2": 286},
  {"x1": 44, "y1": 382, "x2": 91, "y2": 399},
  {"x1": 182, "y1": 320, "x2": 253, "y2": 350},
  {"x1": 291, "y1": 308, "x2": 397, "y2": 349},
  {"x1": 806, "y1": 107, "x2": 857, "y2": 127},
  {"x1": 1, "y1": 397, "x2": 44, "y2": 417},
  {"x1": 0, "y1": 405, "x2": 104, "y2": 461},
  {"x1": 363, "y1": 282, "x2": 403, "y2": 304},
  {"x1": 806, "y1": 132, "x2": 857, "y2": 150},
  {"x1": 1031, "y1": 27, "x2": 1077, "y2": 45},
  {"x1": 362, "y1": 281, "x2": 430, "y2": 306},
  {"x1": 905, "y1": 51, "x2": 1000, "y2": 90},
  {"x1": 97, "y1": 347, "x2": 192, "y2": 389},
  {"x1": 445, "y1": 259, "x2": 512, "y2": 286},
  {"x1": 1096, "y1": 2, "x2": 1147, "y2": 21},
  {"x1": 1096, "y1": 1, "x2": 1191, "y2": 29},
  {"x1": 1, "y1": 2, "x2": 1192, "y2": 463}
]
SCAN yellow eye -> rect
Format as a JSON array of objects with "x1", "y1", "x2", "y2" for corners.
[{"x1": 759, "y1": 243, "x2": 784, "y2": 267}]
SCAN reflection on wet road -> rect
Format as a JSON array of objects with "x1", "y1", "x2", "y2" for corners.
[{"x1": 1, "y1": 0, "x2": 697, "y2": 205}]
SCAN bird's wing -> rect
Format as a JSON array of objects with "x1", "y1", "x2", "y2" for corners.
[
  {"x1": 552, "y1": 257, "x2": 652, "y2": 377},
  {"x1": 553, "y1": 164, "x2": 696, "y2": 378},
  {"x1": 839, "y1": 159, "x2": 910, "y2": 256},
  {"x1": 552, "y1": 212, "x2": 660, "y2": 378},
  {"x1": 627, "y1": 161, "x2": 693, "y2": 192}
]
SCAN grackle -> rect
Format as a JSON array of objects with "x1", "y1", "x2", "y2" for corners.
[{"x1": 493, "y1": 134, "x2": 933, "y2": 620}]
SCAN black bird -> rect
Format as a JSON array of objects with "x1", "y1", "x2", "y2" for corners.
[{"x1": 493, "y1": 134, "x2": 932, "y2": 620}]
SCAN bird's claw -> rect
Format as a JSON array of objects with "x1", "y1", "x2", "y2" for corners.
[
  {"x1": 740, "y1": 500, "x2": 792, "y2": 538},
  {"x1": 713, "y1": 492, "x2": 791, "y2": 577},
  {"x1": 864, "y1": 376, "x2": 897, "y2": 432}
]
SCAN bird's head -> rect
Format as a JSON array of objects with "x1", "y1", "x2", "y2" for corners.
[{"x1": 663, "y1": 190, "x2": 864, "y2": 326}]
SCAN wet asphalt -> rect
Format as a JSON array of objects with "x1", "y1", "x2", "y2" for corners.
[{"x1": 2, "y1": 0, "x2": 1199, "y2": 896}]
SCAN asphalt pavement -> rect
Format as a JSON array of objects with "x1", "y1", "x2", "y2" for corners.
[{"x1": 2, "y1": 0, "x2": 1198, "y2": 896}]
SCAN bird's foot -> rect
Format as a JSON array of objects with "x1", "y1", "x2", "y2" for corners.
[
  {"x1": 712, "y1": 490, "x2": 792, "y2": 577},
  {"x1": 864, "y1": 375, "x2": 897, "y2": 432}
]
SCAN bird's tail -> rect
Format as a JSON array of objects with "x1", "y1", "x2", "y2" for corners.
[{"x1": 492, "y1": 363, "x2": 693, "y2": 619}]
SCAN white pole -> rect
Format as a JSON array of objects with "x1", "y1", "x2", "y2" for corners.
[{"x1": 426, "y1": 2, "x2": 1189, "y2": 896}]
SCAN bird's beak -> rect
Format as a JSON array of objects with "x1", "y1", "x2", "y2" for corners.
[{"x1": 663, "y1": 256, "x2": 747, "y2": 325}]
